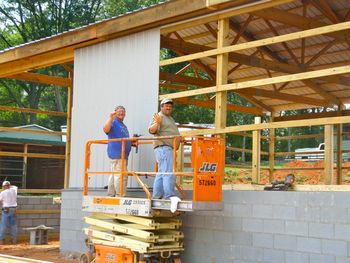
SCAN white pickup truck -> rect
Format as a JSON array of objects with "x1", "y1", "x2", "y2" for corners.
[{"x1": 295, "y1": 143, "x2": 325, "y2": 161}]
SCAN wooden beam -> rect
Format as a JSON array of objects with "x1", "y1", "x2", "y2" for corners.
[
  {"x1": 268, "y1": 115, "x2": 275, "y2": 182},
  {"x1": 160, "y1": 36, "x2": 339, "y2": 103},
  {"x1": 215, "y1": 18, "x2": 229, "y2": 137},
  {"x1": 159, "y1": 71, "x2": 214, "y2": 87},
  {"x1": 252, "y1": 7, "x2": 350, "y2": 42},
  {"x1": 161, "y1": 0, "x2": 294, "y2": 34},
  {"x1": 252, "y1": 117, "x2": 261, "y2": 183},
  {"x1": 0, "y1": 151, "x2": 65, "y2": 159},
  {"x1": 241, "y1": 88, "x2": 328, "y2": 106},
  {"x1": 8, "y1": 72, "x2": 72, "y2": 87},
  {"x1": 159, "y1": 21, "x2": 350, "y2": 66},
  {"x1": 173, "y1": 97, "x2": 263, "y2": 115},
  {"x1": 274, "y1": 110, "x2": 350, "y2": 122},
  {"x1": 0, "y1": 126, "x2": 65, "y2": 135},
  {"x1": 159, "y1": 65, "x2": 350, "y2": 101},
  {"x1": 324, "y1": 124, "x2": 334, "y2": 184},
  {"x1": 0, "y1": 105, "x2": 67, "y2": 116},
  {"x1": 180, "y1": 115, "x2": 350, "y2": 136}
]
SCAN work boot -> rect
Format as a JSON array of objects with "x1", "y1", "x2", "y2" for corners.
[
  {"x1": 0, "y1": 240, "x2": 4, "y2": 245},
  {"x1": 11, "y1": 240, "x2": 16, "y2": 245}
]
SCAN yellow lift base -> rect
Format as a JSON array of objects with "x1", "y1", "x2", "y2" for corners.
[{"x1": 81, "y1": 212, "x2": 183, "y2": 263}]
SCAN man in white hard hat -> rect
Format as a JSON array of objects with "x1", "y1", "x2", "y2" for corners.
[
  {"x1": 149, "y1": 98, "x2": 181, "y2": 211},
  {"x1": 0, "y1": 181, "x2": 18, "y2": 244}
]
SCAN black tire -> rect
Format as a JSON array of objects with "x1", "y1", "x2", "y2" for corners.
[{"x1": 79, "y1": 252, "x2": 93, "y2": 263}]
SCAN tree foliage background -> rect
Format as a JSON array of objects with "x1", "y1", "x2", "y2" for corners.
[{"x1": 0, "y1": 0, "x2": 327, "y2": 161}]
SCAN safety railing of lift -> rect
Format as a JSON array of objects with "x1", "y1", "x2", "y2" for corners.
[{"x1": 83, "y1": 135, "x2": 225, "y2": 202}]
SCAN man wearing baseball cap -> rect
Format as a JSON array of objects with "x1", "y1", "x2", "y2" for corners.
[
  {"x1": 0, "y1": 181, "x2": 18, "y2": 244},
  {"x1": 149, "y1": 98, "x2": 181, "y2": 210}
]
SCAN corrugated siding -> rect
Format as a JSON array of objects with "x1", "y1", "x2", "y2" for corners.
[{"x1": 70, "y1": 28, "x2": 160, "y2": 188}]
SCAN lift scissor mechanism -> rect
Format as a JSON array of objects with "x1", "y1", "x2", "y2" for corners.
[{"x1": 80, "y1": 136, "x2": 224, "y2": 263}]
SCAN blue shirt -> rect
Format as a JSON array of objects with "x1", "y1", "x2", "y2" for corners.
[{"x1": 106, "y1": 119, "x2": 131, "y2": 159}]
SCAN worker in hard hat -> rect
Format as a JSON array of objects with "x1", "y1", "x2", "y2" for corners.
[
  {"x1": 104, "y1": 105, "x2": 132, "y2": 197},
  {"x1": 149, "y1": 98, "x2": 181, "y2": 211},
  {"x1": 0, "y1": 181, "x2": 18, "y2": 245}
]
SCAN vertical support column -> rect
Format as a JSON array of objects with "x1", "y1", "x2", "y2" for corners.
[
  {"x1": 336, "y1": 106, "x2": 344, "y2": 185},
  {"x1": 252, "y1": 117, "x2": 261, "y2": 183},
  {"x1": 268, "y1": 115, "x2": 275, "y2": 182},
  {"x1": 215, "y1": 18, "x2": 229, "y2": 138},
  {"x1": 64, "y1": 81, "x2": 73, "y2": 189},
  {"x1": 324, "y1": 124, "x2": 334, "y2": 185},
  {"x1": 22, "y1": 144, "x2": 28, "y2": 188}
]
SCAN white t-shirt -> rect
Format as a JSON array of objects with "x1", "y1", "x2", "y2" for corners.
[{"x1": 0, "y1": 186, "x2": 18, "y2": 208}]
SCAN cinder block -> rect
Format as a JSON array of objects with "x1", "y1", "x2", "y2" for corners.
[
  {"x1": 187, "y1": 215, "x2": 205, "y2": 228},
  {"x1": 272, "y1": 205, "x2": 296, "y2": 220},
  {"x1": 296, "y1": 207, "x2": 321, "y2": 222},
  {"x1": 33, "y1": 204, "x2": 46, "y2": 210},
  {"x1": 223, "y1": 203, "x2": 233, "y2": 217},
  {"x1": 333, "y1": 193, "x2": 350, "y2": 207},
  {"x1": 336, "y1": 256, "x2": 350, "y2": 263},
  {"x1": 232, "y1": 231, "x2": 252, "y2": 246},
  {"x1": 321, "y1": 207, "x2": 347, "y2": 223},
  {"x1": 263, "y1": 219, "x2": 285, "y2": 234},
  {"x1": 242, "y1": 218, "x2": 263, "y2": 232},
  {"x1": 309, "y1": 254, "x2": 335, "y2": 263},
  {"x1": 46, "y1": 204, "x2": 61, "y2": 210},
  {"x1": 274, "y1": 234, "x2": 297, "y2": 250},
  {"x1": 322, "y1": 240, "x2": 347, "y2": 256},
  {"x1": 205, "y1": 216, "x2": 224, "y2": 230},
  {"x1": 285, "y1": 221, "x2": 308, "y2": 236},
  {"x1": 213, "y1": 230, "x2": 232, "y2": 244},
  {"x1": 19, "y1": 219, "x2": 33, "y2": 227},
  {"x1": 223, "y1": 217, "x2": 242, "y2": 231},
  {"x1": 20, "y1": 204, "x2": 35, "y2": 210},
  {"x1": 40, "y1": 198, "x2": 54, "y2": 204},
  {"x1": 46, "y1": 218, "x2": 60, "y2": 226},
  {"x1": 240, "y1": 246, "x2": 264, "y2": 262},
  {"x1": 297, "y1": 237, "x2": 322, "y2": 253},
  {"x1": 239, "y1": 191, "x2": 264, "y2": 205},
  {"x1": 252, "y1": 205, "x2": 273, "y2": 219},
  {"x1": 308, "y1": 192, "x2": 334, "y2": 207},
  {"x1": 252, "y1": 233, "x2": 273, "y2": 249},
  {"x1": 181, "y1": 227, "x2": 196, "y2": 241},
  {"x1": 232, "y1": 204, "x2": 252, "y2": 218},
  {"x1": 195, "y1": 228, "x2": 213, "y2": 243},
  {"x1": 334, "y1": 224, "x2": 350, "y2": 241},
  {"x1": 223, "y1": 244, "x2": 240, "y2": 260},
  {"x1": 263, "y1": 248, "x2": 285, "y2": 263},
  {"x1": 263, "y1": 192, "x2": 299, "y2": 206},
  {"x1": 285, "y1": 251, "x2": 309, "y2": 263},
  {"x1": 32, "y1": 219, "x2": 47, "y2": 226},
  {"x1": 27, "y1": 197, "x2": 41, "y2": 205},
  {"x1": 309, "y1": 222, "x2": 334, "y2": 238}
]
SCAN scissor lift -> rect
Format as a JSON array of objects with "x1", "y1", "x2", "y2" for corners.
[{"x1": 80, "y1": 136, "x2": 224, "y2": 263}]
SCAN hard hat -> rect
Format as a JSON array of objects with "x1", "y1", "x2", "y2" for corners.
[
  {"x1": 2, "y1": 181, "x2": 10, "y2": 186},
  {"x1": 160, "y1": 98, "x2": 173, "y2": 105}
]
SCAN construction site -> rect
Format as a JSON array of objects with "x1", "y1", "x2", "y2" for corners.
[{"x1": 1, "y1": 0, "x2": 350, "y2": 262}]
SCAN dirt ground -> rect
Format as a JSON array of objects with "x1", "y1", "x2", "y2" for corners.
[{"x1": 0, "y1": 241, "x2": 79, "y2": 263}]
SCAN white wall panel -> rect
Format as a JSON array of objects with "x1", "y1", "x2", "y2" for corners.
[{"x1": 70, "y1": 29, "x2": 160, "y2": 188}]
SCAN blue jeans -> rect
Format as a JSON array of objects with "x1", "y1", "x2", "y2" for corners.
[
  {"x1": 0, "y1": 209, "x2": 17, "y2": 242},
  {"x1": 152, "y1": 146, "x2": 176, "y2": 199}
]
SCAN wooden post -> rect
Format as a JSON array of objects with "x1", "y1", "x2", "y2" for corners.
[
  {"x1": 215, "y1": 18, "x2": 229, "y2": 139},
  {"x1": 252, "y1": 117, "x2": 261, "y2": 183},
  {"x1": 336, "y1": 105, "x2": 344, "y2": 185},
  {"x1": 22, "y1": 144, "x2": 28, "y2": 188},
  {"x1": 64, "y1": 83, "x2": 73, "y2": 189},
  {"x1": 324, "y1": 124, "x2": 334, "y2": 185},
  {"x1": 268, "y1": 115, "x2": 275, "y2": 182}
]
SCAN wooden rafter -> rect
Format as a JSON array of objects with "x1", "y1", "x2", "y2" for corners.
[
  {"x1": 0, "y1": 105, "x2": 67, "y2": 117},
  {"x1": 8, "y1": 72, "x2": 72, "y2": 87},
  {"x1": 173, "y1": 97, "x2": 263, "y2": 115},
  {"x1": 252, "y1": 7, "x2": 350, "y2": 43},
  {"x1": 160, "y1": 36, "x2": 340, "y2": 104},
  {"x1": 159, "y1": 71, "x2": 214, "y2": 87},
  {"x1": 240, "y1": 88, "x2": 328, "y2": 106}
]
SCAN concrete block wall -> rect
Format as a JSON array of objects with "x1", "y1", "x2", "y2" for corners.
[
  {"x1": 0, "y1": 196, "x2": 61, "y2": 239},
  {"x1": 181, "y1": 191, "x2": 350, "y2": 263},
  {"x1": 60, "y1": 189, "x2": 350, "y2": 262}
]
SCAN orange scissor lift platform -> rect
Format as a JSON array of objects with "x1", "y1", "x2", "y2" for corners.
[{"x1": 80, "y1": 136, "x2": 224, "y2": 263}]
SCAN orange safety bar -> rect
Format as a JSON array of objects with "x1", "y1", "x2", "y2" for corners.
[{"x1": 83, "y1": 136, "x2": 224, "y2": 202}]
